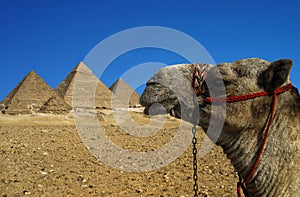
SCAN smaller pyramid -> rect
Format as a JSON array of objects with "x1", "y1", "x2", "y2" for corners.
[
  {"x1": 109, "y1": 78, "x2": 140, "y2": 107},
  {"x1": 1, "y1": 70, "x2": 54, "y2": 114},
  {"x1": 39, "y1": 93, "x2": 72, "y2": 114}
]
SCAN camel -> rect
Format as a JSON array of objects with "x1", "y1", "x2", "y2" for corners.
[{"x1": 140, "y1": 58, "x2": 300, "y2": 197}]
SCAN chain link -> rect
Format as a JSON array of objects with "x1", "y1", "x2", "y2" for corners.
[{"x1": 192, "y1": 125, "x2": 198, "y2": 197}]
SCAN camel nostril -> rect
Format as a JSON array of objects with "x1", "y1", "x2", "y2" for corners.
[
  {"x1": 170, "y1": 105, "x2": 181, "y2": 119},
  {"x1": 144, "y1": 103, "x2": 167, "y2": 116}
]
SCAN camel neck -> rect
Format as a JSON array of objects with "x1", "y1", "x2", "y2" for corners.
[{"x1": 220, "y1": 108, "x2": 298, "y2": 196}]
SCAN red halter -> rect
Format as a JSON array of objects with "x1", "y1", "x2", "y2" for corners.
[
  {"x1": 205, "y1": 83, "x2": 293, "y2": 104},
  {"x1": 217, "y1": 83, "x2": 292, "y2": 197},
  {"x1": 192, "y1": 67, "x2": 294, "y2": 197}
]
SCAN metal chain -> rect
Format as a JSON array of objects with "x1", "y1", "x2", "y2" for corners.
[{"x1": 192, "y1": 125, "x2": 198, "y2": 197}]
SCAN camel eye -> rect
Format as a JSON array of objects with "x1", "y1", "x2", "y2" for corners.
[
  {"x1": 223, "y1": 79, "x2": 232, "y2": 86},
  {"x1": 146, "y1": 82, "x2": 160, "y2": 86},
  {"x1": 222, "y1": 76, "x2": 235, "y2": 86}
]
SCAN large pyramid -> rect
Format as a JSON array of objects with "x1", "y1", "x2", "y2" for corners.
[
  {"x1": 109, "y1": 78, "x2": 140, "y2": 107},
  {"x1": 1, "y1": 70, "x2": 54, "y2": 114},
  {"x1": 39, "y1": 93, "x2": 71, "y2": 114},
  {"x1": 55, "y1": 62, "x2": 116, "y2": 109}
]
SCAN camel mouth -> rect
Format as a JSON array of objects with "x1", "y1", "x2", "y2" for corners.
[
  {"x1": 140, "y1": 83, "x2": 179, "y2": 116},
  {"x1": 143, "y1": 104, "x2": 178, "y2": 116},
  {"x1": 143, "y1": 102, "x2": 180, "y2": 116}
]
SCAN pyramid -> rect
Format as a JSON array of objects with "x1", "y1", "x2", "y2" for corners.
[
  {"x1": 0, "y1": 102, "x2": 4, "y2": 112},
  {"x1": 39, "y1": 93, "x2": 72, "y2": 114},
  {"x1": 109, "y1": 78, "x2": 140, "y2": 107},
  {"x1": 55, "y1": 62, "x2": 118, "y2": 109},
  {"x1": 1, "y1": 70, "x2": 54, "y2": 114}
]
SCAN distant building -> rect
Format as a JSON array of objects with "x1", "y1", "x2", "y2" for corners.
[
  {"x1": 109, "y1": 78, "x2": 140, "y2": 108},
  {"x1": 1, "y1": 70, "x2": 54, "y2": 114}
]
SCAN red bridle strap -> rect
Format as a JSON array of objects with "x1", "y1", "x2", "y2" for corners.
[
  {"x1": 205, "y1": 83, "x2": 293, "y2": 104},
  {"x1": 203, "y1": 83, "x2": 293, "y2": 197},
  {"x1": 193, "y1": 63, "x2": 211, "y2": 96}
]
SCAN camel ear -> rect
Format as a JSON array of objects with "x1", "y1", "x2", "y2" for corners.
[{"x1": 260, "y1": 59, "x2": 293, "y2": 91}]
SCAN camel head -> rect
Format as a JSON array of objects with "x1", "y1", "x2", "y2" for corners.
[{"x1": 141, "y1": 58, "x2": 296, "y2": 140}]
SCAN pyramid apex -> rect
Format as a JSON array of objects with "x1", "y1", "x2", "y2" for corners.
[
  {"x1": 116, "y1": 78, "x2": 125, "y2": 82},
  {"x1": 110, "y1": 78, "x2": 123, "y2": 88},
  {"x1": 77, "y1": 61, "x2": 86, "y2": 67},
  {"x1": 22, "y1": 70, "x2": 44, "y2": 82},
  {"x1": 27, "y1": 70, "x2": 38, "y2": 76},
  {"x1": 109, "y1": 78, "x2": 131, "y2": 92},
  {"x1": 72, "y1": 61, "x2": 92, "y2": 74}
]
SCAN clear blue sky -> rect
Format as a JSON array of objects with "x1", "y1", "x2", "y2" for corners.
[{"x1": 1, "y1": 0, "x2": 299, "y2": 100}]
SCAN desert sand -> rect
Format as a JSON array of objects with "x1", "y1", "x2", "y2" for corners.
[{"x1": 0, "y1": 109, "x2": 237, "y2": 197}]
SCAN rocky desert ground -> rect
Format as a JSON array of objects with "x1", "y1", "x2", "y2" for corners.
[{"x1": 0, "y1": 109, "x2": 238, "y2": 197}]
